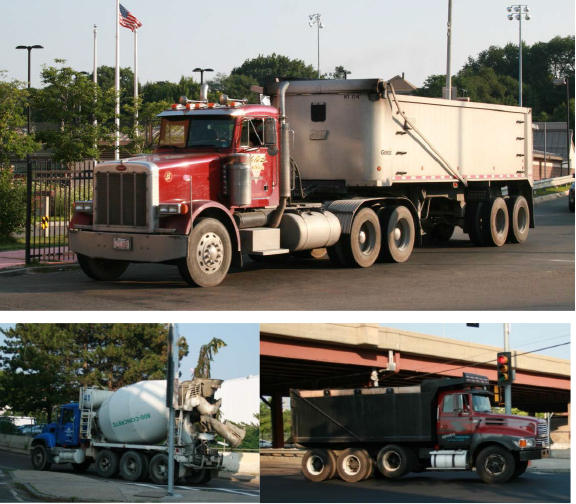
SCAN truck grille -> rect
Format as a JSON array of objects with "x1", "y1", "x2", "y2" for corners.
[
  {"x1": 95, "y1": 172, "x2": 147, "y2": 227},
  {"x1": 536, "y1": 422, "x2": 549, "y2": 448}
]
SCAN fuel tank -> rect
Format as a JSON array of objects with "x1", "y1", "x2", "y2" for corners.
[{"x1": 280, "y1": 209, "x2": 341, "y2": 252}]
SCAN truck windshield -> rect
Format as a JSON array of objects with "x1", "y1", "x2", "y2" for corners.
[
  {"x1": 158, "y1": 116, "x2": 235, "y2": 149},
  {"x1": 472, "y1": 395, "x2": 493, "y2": 413}
]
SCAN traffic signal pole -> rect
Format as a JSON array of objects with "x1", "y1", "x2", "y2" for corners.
[{"x1": 504, "y1": 323, "x2": 512, "y2": 414}]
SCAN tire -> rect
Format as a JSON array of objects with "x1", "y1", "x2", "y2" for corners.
[
  {"x1": 506, "y1": 196, "x2": 530, "y2": 243},
  {"x1": 379, "y1": 206, "x2": 415, "y2": 263},
  {"x1": 327, "y1": 241, "x2": 349, "y2": 267},
  {"x1": 77, "y1": 253, "x2": 129, "y2": 281},
  {"x1": 119, "y1": 451, "x2": 146, "y2": 482},
  {"x1": 31, "y1": 445, "x2": 52, "y2": 471},
  {"x1": 431, "y1": 222, "x2": 455, "y2": 242},
  {"x1": 301, "y1": 448, "x2": 337, "y2": 483},
  {"x1": 510, "y1": 460, "x2": 528, "y2": 479},
  {"x1": 138, "y1": 453, "x2": 150, "y2": 482},
  {"x1": 466, "y1": 201, "x2": 486, "y2": 246},
  {"x1": 475, "y1": 446, "x2": 515, "y2": 484},
  {"x1": 482, "y1": 197, "x2": 509, "y2": 247},
  {"x1": 95, "y1": 449, "x2": 120, "y2": 478},
  {"x1": 185, "y1": 468, "x2": 212, "y2": 485},
  {"x1": 341, "y1": 208, "x2": 381, "y2": 267},
  {"x1": 149, "y1": 453, "x2": 180, "y2": 485},
  {"x1": 336, "y1": 448, "x2": 371, "y2": 483},
  {"x1": 363, "y1": 455, "x2": 375, "y2": 480},
  {"x1": 178, "y1": 218, "x2": 232, "y2": 287},
  {"x1": 376, "y1": 444, "x2": 413, "y2": 479},
  {"x1": 71, "y1": 460, "x2": 92, "y2": 473}
]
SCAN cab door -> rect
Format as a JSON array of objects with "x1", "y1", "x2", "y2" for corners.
[
  {"x1": 57, "y1": 406, "x2": 76, "y2": 446},
  {"x1": 239, "y1": 117, "x2": 276, "y2": 205},
  {"x1": 437, "y1": 393, "x2": 475, "y2": 448}
]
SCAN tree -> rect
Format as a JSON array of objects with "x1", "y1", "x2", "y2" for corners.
[
  {"x1": 259, "y1": 399, "x2": 291, "y2": 442},
  {"x1": 193, "y1": 338, "x2": 227, "y2": 379},
  {"x1": 0, "y1": 165, "x2": 27, "y2": 241},
  {"x1": 34, "y1": 60, "x2": 117, "y2": 163},
  {"x1": 328, "y1": 66, "x2": 351, "y2": 80},
  {"x1": 122, "y1": 98, "x2": 171, "y2": 153},
  {"x1": 231, "y1": 53, "x2": 318, "y2": 86},
  {"x1": 0, "y1": 324, "x2": 189, "y2": 422},
  {"x1": 0, "y1": 73, "x2": 40, "y2": 163}
]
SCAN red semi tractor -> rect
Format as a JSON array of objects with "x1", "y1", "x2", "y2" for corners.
[{"x1": 69, "y1": 79, "x2": 534, "y2": 286}]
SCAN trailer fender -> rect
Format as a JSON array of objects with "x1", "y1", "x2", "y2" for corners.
[{"x1": 189, "y1": 200, "x2": 242, "y2": 268}]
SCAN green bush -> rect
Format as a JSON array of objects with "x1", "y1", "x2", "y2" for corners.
[{"x1": 0, "y1": 165, "x2": 26, "y2": 241}]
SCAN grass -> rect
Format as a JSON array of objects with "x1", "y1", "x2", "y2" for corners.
[
  {"x1": 533, "y1": 183, "x2": 571, "y2": 197},
  {"x1": 0, "y1": 237, "x2": 26, "y2": 251},
  {"x1": 0, "y1": 235, "x2": 69, "y2": 252}
]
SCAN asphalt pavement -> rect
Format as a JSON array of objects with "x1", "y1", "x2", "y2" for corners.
[
  {"x1": 260, "y1": 455, "x2": 570, "y2": 503},
  {"x1": 0, "y1": 197, "x2": 573, "y2": 311},
  {"x1": 0, "y1": 450, "x2": 259, "y2": 503}
]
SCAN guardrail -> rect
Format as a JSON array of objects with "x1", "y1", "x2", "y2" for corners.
[
  {"x1": 533, "y1": 175, "x2": 574, "y2": 190},
  {"x1": 260, "y1": 448, "x2": 304, "y2": 457}
]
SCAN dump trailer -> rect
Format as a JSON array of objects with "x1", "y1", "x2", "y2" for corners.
[
  {"x1": 69, "y1": 79, "x2": 533, "y2": 287},
  {"x1": 30, "y1": 378, "x2": 245, "y2": 485},
  {"x1": 291, "y1": 373, "x2": 549, "y2": 484}
]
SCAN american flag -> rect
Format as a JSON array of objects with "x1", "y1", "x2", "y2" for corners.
[{"x1": 119, "y1": 4, "x2": 142, "y2": 31}]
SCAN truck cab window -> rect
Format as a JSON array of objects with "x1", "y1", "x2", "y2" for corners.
[
  {"x1": 241, "y1": 119, "x2": 264, "y2": 147},
  {"x1": 443, "y1": 394, "x2": 470, "y2": 413},
  {"x1": 188, "y1": 117, "x2": 235, "y2": 148},
  {"x1": 158, "y1": 119, "x2": 188, "y2": 148},
  {"x1": 61, "y1": 409, "x2": 74, "y2": 424}
]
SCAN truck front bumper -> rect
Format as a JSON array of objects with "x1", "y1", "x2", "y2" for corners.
[
  {"x1": 69, "y1": 229, "x2": 188, "y2": 263},
  {"x1": 518, "y1": 448, "x2": 550, "y2": 461}
]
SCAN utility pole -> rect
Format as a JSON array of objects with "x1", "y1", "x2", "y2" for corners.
[{"x1": 445, "y1": 0, "x2": 453, "y2": 100}]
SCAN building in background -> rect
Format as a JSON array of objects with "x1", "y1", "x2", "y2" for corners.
[
  {"x1": 215, "y1": 375, "x2": 259, "y2": 425},
  {"x1": 533, "y1": 122, "x2": 575, "y2": 178}
]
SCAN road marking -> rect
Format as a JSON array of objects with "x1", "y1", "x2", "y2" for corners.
[
  {"x1": 10, "y1": 489, "x2": 23, "y2": 502},
  {"x1": 549, "y1": 259, "x2": 575, "y2": 262},
  {"x1": 128, "y1": 482, "x2": 258, "y2": 497}
]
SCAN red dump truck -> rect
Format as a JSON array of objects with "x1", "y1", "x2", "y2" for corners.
[
  {"x1": 70, "y1": 79, "x2": 534, "y2": 286},
  {"x1": 291, "y1": 373, "x2": 549, "y2": 484}
]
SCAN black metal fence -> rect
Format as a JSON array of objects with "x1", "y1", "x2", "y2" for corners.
[{"x1": 28, "y1": 159, "x2": 94, "y2": 263}]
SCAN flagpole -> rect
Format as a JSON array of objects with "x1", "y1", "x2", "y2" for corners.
[
  {"x1": 93, "y1": 24, "x2": 97, "y2": 128},
  {"x1": 115, "y1": 0, "x2": 120, "y2": 160},
  {"x1": 134, "y1": 28, "x2": 138, "y2": 138}
]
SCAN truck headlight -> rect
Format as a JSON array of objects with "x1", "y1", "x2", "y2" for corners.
[
  {"x1": 158, "y1": 203, "x2": 189, "y2": 216},
  {"x1": 514, "y1": 438, "x2": 536, "y2": 448},
  {"x1": 74, "y1": 201, "x2": 93, "y2": 213}
]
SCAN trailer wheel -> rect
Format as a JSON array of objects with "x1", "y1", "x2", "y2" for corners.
[
  {"x1": 506, "y1": 196, "x2": 530, "y2": 244},
  {"x1": 301, "y1": 448, "x2": 337, "y2": 482},
  {"x1": 466, "y1": 202, "x2": 487, "y2": 246},
  {"x1": 338, "y1": 208, "x2": 381, "y2": 267},
  {"x1": 510, "y1": 460, "x2": 528, "y2": 479},
  {"x1": 178, "y1": 218, "x2": 232, "y2": 288},
  {"x1": 95, "y1": 449, "x2": 119, "y2": 478},
  {"x1": 337, "y1": 448, "x2": 371, "y2": 483},
  {"x1": 185, "y1": 468, "x2": 212, "y2": 485},
  {"x1": 475, "y1": 446, "x2": 515, "y2": 484},
  {"x1": 363, "y1": 455, "x2": 375, "y2": 480},
  {"x1": 379, "y1": 206, "x2": 415, "y2": 263},
  {"x1": 119, "y1": 451, "x2": 147, "y2": 482},
  {"x1": 149, "y1": 454, "x2": 180, "y2": 485},
  {"x1": 77, "y1": 254, "x2": 129, "y2": 281},
  {"x1": 31, "y1": 445, "x2": 52, "y2": 471},
  {"x1": 482, "y1": 197, "x2": 509, "y2": 247},
  {"x1": 377, "y1": 445, "x2": 412, "y2": 478},
  {"x1": 71, "y1": 460, "x2": 92, "y2": 473}
]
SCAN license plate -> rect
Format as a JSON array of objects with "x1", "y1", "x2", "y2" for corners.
[{"x1": 113, "y1": 237, "x2": 131, "y2": 251}]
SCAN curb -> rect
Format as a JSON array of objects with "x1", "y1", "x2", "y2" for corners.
[{"x1": 533, "y1": 190, "x2": 569, "y2": 204}]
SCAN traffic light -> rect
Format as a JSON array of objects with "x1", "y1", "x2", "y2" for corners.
[
  {"x1": 497, "y1": 352, "x2": 513, "y2": 385},
  {"x1": 466, "y1": 323, "x2": 480, "y2": 328},
  {"x1": 493, "y1": 385, "x2": 503, "y2": 406}
]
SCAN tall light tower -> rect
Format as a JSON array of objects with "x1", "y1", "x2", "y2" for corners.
[
  {"x1": 308, "y1": 13, "x2": 324, "y2": 79},
  {"x1": 445, "y1": 0, "x2": 453, "y2": 100},
  {"x1": 507, "y1": 5, "x2": 531, "y2": 107}
]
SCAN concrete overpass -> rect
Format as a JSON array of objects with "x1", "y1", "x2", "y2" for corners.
[{"x1": 260, "y1": 323, "x2": 570, "y2": 447}]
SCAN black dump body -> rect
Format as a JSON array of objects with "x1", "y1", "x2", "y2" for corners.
[{"x1": 290, "y1": 373, "x2": 489, "y2": 448}]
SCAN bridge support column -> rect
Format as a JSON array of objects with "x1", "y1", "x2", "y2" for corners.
[{"x1": 271, "y1": 391, "x2": 284, "y2": 449}]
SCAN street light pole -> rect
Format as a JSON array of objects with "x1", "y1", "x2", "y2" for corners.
[
  {"x1": 507, "y1": 5, "x2": 531, "y2": 107},
  {"x1": 308, "y1": 14, "x2": 324, "y2": 79},
  {"x1": 445, "y1": 0, "x2": 453, "y2": 100},
  {"x1": 193, "y1": 68, "x2": 214, "y2": 86},
  {"x1": 16, "y1": 45, "x2": 43, "y2": 266}
]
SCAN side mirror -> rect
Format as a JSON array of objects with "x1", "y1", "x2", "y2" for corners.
[{"x1": 264, "y1": 117, "x2": 277, "y2": 147}]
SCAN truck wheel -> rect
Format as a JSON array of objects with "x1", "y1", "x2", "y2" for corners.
[
  {"x1": 466, "y1": 201, "x2": 487, "y2": 246},
  {"x1": 149, "y1": 454, "x2": 180, "y2": 485},
  {"x1": 96, "y1": 449, "x2": 119, "y2": 478},
  {"x1": 77, "y1": 253, "x2": 129, "y2": 281},
  {"x1": 119, "y1": 451, "x2": 146, "y2": 482},
  {"x1": 71, "y1": 460, "x2": 92, "y2": 473},
  {"x1": 31, "y1": 445, "x2": 52, "y2": 471},
  {"x1": 341, "y1": 208, "x2": 381, "y2": 267},
  {"x1": 482, "y1": 197, "x2": 509, "y2": 247},
  {"x1": 301, "y1": 448, "x2": 337, "y2": 482},
  {"x1": 178, "y1": 218, "x2": 232, "y2": 287},
  {"x1": 377, "y1": 444, "x2": 412, "y2": 478},
  {"x1": 510, "y1": 460, "x2": 528, "y2": 479},
  {"x1": 185, "y1": 468, "x2": 212, "y2": 485},
  {"x1": 336, "y1": 448, "x2": 371, "y2": 483},
  {"x1": 475, "y1": 446, "x2": 515, "y2": 484},
  {"x1": 379, "y1": 206, "x2": 415, "y2": 263},
  {"x1": 363, "y1": 455, "x2": 375, "y2": 480},
  {"x1": 506, "y1": 196, "x2": 530, "y2": 243}
]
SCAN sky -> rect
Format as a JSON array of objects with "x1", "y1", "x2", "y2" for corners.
[
  {"x1": 2, "y1": 0, "x2": 574, "y2": 89},
  {"x1": 0, "y1": 323, "x2": 259, "y2": 381},
  {"x1": 381, "y1": 323, "x2": 570, "y2": 359}
]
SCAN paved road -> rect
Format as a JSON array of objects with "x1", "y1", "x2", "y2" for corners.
[
  {"x1": 0, "y1": 450, "x2": 258, "y2": 503},
  {"x1": 0, "y1": 197, "x2": 573, "y2": 311},
  {"x1": 260, "y1": 458, "x2": 570, "y2": 503}
]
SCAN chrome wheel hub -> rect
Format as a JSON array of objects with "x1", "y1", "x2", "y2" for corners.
[{"x1": 197, "y1": 232, "x2": 224, "y2": 274}]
